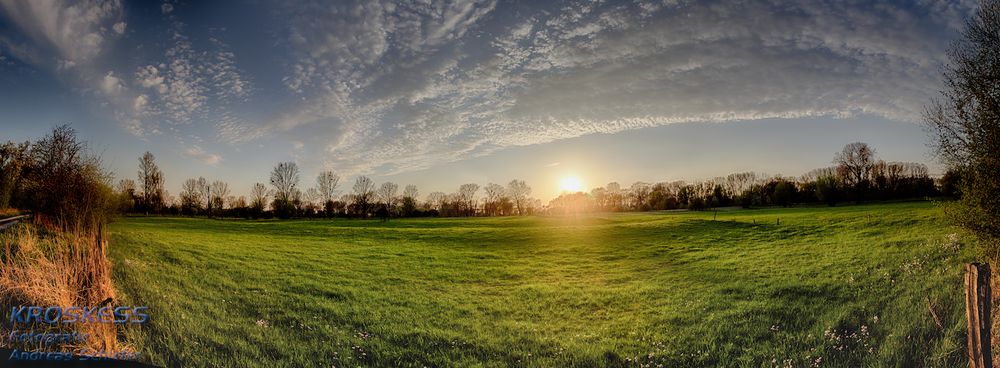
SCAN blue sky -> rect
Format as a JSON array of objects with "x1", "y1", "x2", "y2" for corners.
[{"x1": 0, "y1": 0, "x2": 972, "y2": 200}]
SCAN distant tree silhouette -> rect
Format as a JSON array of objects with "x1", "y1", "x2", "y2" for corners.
[
  {"x1": 507, "y1": 180, "x2": 531, "y2": 216},
  {"x1": 316, "y1": 170, "x2": 340, "y2": 217},
  {"x1": 249, "y1": 182, "x2": 269, "y2": 218},
  {"x1": 137, "y1": 152, "x2": 165, "y2": 213},
  {"x1": 270, "y1": 162, "x2": 300, "y2": 219},
  {"x1": 210, "y1": 180, "x2": 230, "y2": 216},
  {"x1": 457, "y1": 183, "x2": 479, "y2": 216},
  {"x1": 401, "y1": 184, "x2": 419, "y2": 216},
  {"x1": 377, "y1": 182, "x2": 399, "y2": 216},
  {"x1": 351, "y1": 176, "x2": 376, "y2": 217},
  {"x1": 834, "y1": 142, "x2": 875, "y2": 201}
]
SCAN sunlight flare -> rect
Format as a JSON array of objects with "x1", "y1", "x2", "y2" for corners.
[{"x1": 559, "y1": 176, "x2": 584, "y2": 192}]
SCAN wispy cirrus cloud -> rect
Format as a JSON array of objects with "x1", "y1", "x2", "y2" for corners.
[
  {"x1": 0, "y1": 0, "x2": 123, "y2": 67},
  {"x1": 237, "y1": 0, "x2": 971, "y2": 177},
  {"x1": 0, "y1": 0, "x2": 977, "y2": 179}
]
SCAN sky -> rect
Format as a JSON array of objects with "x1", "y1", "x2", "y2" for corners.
[{"x1": 0, "y1": 0, "x2": 974, "y2": 201}]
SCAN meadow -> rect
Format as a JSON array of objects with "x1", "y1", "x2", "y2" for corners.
[{"x1": 109, "y1": 201, "x2": 972, "y2": 367}]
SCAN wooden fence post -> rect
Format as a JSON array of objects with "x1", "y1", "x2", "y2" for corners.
[{"x1": 966, "y1": 262, "x2": 992, "y2": 368}]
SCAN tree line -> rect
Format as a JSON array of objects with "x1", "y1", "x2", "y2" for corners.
[
  {"x1": 113, "y1": 155, "x2": 543, "y2": 219},
  {"x1": 104, "y1": 140, "x2": 954, "y2": 220},
  {"x1": 547, "y1": 142, "x2": 946, "y2": 214}
]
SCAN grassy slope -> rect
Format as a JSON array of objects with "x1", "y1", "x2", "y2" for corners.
[{"x1": 109, "y1": 202, "x2": 972, "y2": 367}]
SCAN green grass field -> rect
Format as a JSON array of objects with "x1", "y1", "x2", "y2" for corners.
[{"x1": 109, "y1": 202, "x2": 973, "y2": 367}]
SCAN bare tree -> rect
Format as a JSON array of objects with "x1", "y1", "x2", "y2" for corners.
[
  {"x1": 304, "y1": 188, "x2": 321, "y2": 215},
  {"x1": 210, "y1": 180, "x2": 230, "y2": 214},
  {"x1": 725, "y1": 172, "x2": 758, "y2": 199},
  {"x1": 629, "y1": 182, "x2": 651, "y2": 210},
  {"x1": 457, "y1": 183, "x2": 479, "y2": 216},
  {"x1": 378, "y1": 182, "x2": 399, "y2": 210},
  {"x1": 426, "y1": 191, "x2": 446, "y2": 211},
  {"x1": 401, "y1": 184, "x2": 419, "y2": 216},
  {"x1": 230, "y1": 196, "x2": 247, "y2": 210},
  {"x1": 250, "y1": 182, "x2": 269, "y2": 214},
  {"x1": 316, "y1": 170, "x2": 340, "y2": 205},
  {"x1": 118, "y1": 179, "x2": 137, "y2": 198},
  {"x1": 403, "y1": 185, "x2": 418, "y2": 200},
  {"x1": 352, "y1": 176, "x2": 376, "y2": 216},
  {"x1": 925, "y1": 0, "x2": 1000, "y2": 251},
  {"x1": 270, "y1": 162, "x2": 300, "y2": 203},
  {"x1": 606, "y1": 182, "x2": 623, "y2": 211},
  {"x1": 483, "y1": 183, "x2": 505, "y2": 216},
  {"x1": 180, "y1": 178, "x2": 200, "y2": 214},
  {"x1": 137, "y1": 151, "x2": 165, "y2": 212},
  {"x1": 507, "y1": 180, "x2": 531, "y2": 215},
  {"x1": 197, "y1": 177, "x2": 210, "y2": 214},
  {"x1": 833, "y1": 142, "x2": 876, "y2": 187}
]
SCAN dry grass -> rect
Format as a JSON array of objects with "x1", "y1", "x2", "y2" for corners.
[
  {"x1": 0, "y1": 208, "x2": 21, "y2": 218},
  {"x1": 0, "y1": 220, "x2": 120, "y2": 353}
]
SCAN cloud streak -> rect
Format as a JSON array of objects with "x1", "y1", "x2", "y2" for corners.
[
  {"x1": 0, "y1": 0, "x2": 976, "y2": 178},
  {"x1": 244, "y1": 0, "x2": 971, "y2": 176}
]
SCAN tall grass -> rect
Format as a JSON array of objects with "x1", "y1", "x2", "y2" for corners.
[
  {"x1": 0, "y1": 220, "x2": 120, "y2": 353},
  {"x1": 0, "y1": 208, "x2": 18, "y2": 218}
]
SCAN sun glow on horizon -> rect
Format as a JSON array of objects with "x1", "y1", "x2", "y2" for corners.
[{"x1": 559, "y1": 176, "x2": 584, "y2": 193}]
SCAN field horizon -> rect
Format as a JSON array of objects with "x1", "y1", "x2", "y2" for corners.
[{"x1": 109, "y1": 201, "x2": 972, "y2": 367}]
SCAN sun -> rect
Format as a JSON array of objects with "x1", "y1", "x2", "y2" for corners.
[{"x1": 559, "y1": 176, "x2": 584, "y2": 192}]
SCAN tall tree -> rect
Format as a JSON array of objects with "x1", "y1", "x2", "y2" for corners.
[
  {"x1": 629, "y1": 182, "x2": 651, "y2": 211},
  {"x1": 137, "y1": 151, "x2": 165, "y2": 213},
  {"x1": 210, "y1": 180, "x2": 230, "y2": 215},
  {"x1": 180, "y1": 178, "x2": 201, "y2": 214},
  {"x1": 249, "y1": 182, "x2": 269, "y2": 217},
  {"x1": 401, "y1": 184, "x2": 419, "y2": 216},
  {"x1": 378, "y1": 182, "x2": 399, "y2": 211},
  {"x1": 833, "y1": 142, "x2": 876, "y2": 188},
  {"x1": 426, "y1": 191, "x2": 446, "y2": 212},
  {"x1": 197, "y1": 177, "x2": 210, "y2": 215},
  {"x1": 352, "y1": 176, "x2": 376, "y2": 216},
  {"x1": 402, "y1": 185, "x2": 418, "y2": 201},
  {"x1": 483, "y1": 183, "x2": 506, "y2": 216},
  {"x1": 270, "y1": 162, "x2": 300, "y2": 202},
  {"x1": 507, "y1": 180, "x2": 531, "y2": 216},
  {"x1": 457, "y1": 183, "x2": 479, "y2": 216},
  {"x1": 925, "y1": 0, "x2": 1000, "y2": 253},
  {"x1": 316, "y1": 170, "x2": 340, "y2": 210}
]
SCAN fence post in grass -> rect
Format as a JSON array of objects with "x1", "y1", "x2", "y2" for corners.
[{"x1": 965, "y1": 262, "x2": 992, "y2": 368}]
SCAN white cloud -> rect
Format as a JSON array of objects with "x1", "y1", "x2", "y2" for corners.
[
  {"x1": 257, "y1": 0, "x2": 973, "y2": 176},
  {"x1": 100, "y1": 70, "x2": 123, "y2": 95},
  {"x1": 0, "y1": 0, "x2": 975, "y2": 179},
  {"x1": 132, "y1": 94, "x2": 148, "y2": 113},
  {"x1": 183, "y1": 145, "x2": 221, "y2": 165},
  {"x1": 0, "y1": 0, "x2": 123, "y2": 65},
  {"x1": 128, "y1": 28, "x2": 254, "y2": 137}
]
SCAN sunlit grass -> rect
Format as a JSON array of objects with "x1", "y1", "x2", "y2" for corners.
[{"x1": 110, "y1": 201, "x2": 971, "y2": 367}]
